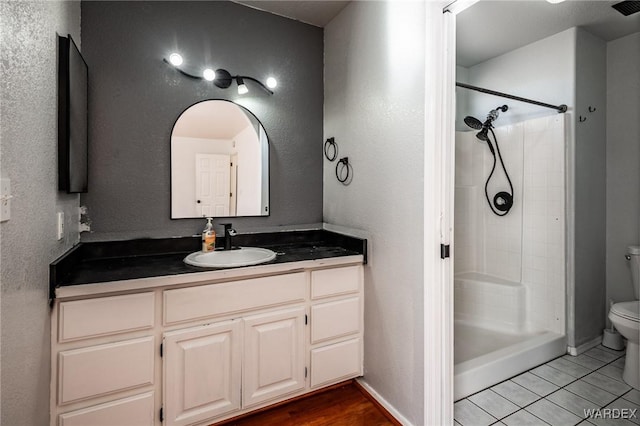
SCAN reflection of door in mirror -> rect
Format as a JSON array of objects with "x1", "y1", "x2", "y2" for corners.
[
  {"x1": 171, "y1": 100, "x2": 270, "y2": 218},
  {"x1": 195, "y1": 153, "x2": 230, "y2": 217}
]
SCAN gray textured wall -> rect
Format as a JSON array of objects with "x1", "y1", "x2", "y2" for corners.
[
  {"x1": 606, "y1": 33, "x2": 640, "y2": 311},
  {"x1": 80, "y1": 1, "x2": 324, "y2": 241},
  {"x1": 0, "y1": 2, "x2": 81, "y2": 424},
  {"x1": 573, "y1": 28, "x2": 607, "y2": 347},
  {"x1": 324, "y1": 2, "x2": 426, "y2": 423}
]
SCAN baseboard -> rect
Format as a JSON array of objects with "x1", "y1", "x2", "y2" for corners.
[
  {"x1": 567, "y1": 334, "x2": 602, "y2": 356},
  {"x1": 354, "y1": 378, "x2": 411, "y2": 426}
]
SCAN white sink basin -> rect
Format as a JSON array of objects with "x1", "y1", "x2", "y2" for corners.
[{"x1": 184, "y1": 247, "x2": 277, "y2": 268}]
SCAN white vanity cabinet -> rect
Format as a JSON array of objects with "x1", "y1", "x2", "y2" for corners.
[{"x1": 50, "y1": 260, "x2": 363, "y2": 426}]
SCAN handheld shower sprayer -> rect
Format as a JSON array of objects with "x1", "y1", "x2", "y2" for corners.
[{"x1": 462, "y1": 105, "x2": 514, "y2": 216}]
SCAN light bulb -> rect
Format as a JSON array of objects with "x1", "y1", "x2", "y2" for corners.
[
  {"x1": 266, "y1": 77, "x2": 277, "y2": 89},
  {"x1": 545, "y1": 0, "x2": 565, "y2": 3},
  {"x1": 203, "y1": 68, "x2": 216, "y2": 81},
  {"x1": 168, "y1": 53, "x2": 183, "y2": 66},
  {"x1": 237, "y1": 77, "x2": 249, "y2": 95}
]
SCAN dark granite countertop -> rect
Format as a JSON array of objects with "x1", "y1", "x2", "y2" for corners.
[{"x1": 50, "y1": 229, "x2": 366, "y2": 300}]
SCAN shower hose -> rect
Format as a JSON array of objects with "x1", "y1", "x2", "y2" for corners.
[{"x1": 485, "y1": 127, "x2": 514, "y2": 216}]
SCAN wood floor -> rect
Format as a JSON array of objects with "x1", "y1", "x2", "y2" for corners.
[{"x1": 215, "y1": 381, "x2": 399, "y2": 426}]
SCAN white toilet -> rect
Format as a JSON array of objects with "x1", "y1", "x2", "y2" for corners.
[{"x1": 608, "y1": 245, "x2": 640, "y2": 390}]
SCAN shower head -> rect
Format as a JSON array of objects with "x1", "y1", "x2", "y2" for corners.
[
  {"x1": 464, "y1": 116, "x2": 483, "y2": 130},
  {"x1": 465, "y1": 105, "x2": 508, "y2": 132}
]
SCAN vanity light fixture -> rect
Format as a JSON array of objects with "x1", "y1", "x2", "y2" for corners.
[
  {"x1": 545, "y1": 0, "x2": 566, "y2": 3},
  {"x1": 164, "y1": 53, "x2": 275, "y2": 95}
]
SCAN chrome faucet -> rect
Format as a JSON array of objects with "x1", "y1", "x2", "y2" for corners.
[{"x1": 222, "y1": 223, "x2": 237, "y2": 250}]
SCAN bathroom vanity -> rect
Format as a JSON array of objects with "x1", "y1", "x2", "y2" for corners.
[{"x1": 49, "y1": 230, "x2": 366, "y2": 426}]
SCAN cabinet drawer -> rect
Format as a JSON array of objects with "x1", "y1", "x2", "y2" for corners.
[
  {"x1": 58, "y1": 336, "x2": 155, "y2": 405},
  {"x1": 311, "y1": 297, "x2": 360, "y2": 344},
  {"x1": 58, "y1": 392, "x2": 154, "y2": 426},
  {"x1": 311, "y1": 266, "x2": 361, "y2": 299},
  {"x1": 59, "y1": 293, "x2": 155, "y2": 342},
  {"x1": 311, "y1": 338, "x2": 361, "y2": 388},
  {"x1": 163, "y1": 273, "x2": 306, "y2": 325}
]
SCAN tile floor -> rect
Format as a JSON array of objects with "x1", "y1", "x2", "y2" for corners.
[{"x1": 455, "y1": 345, "x2": 640, "y2": 426}]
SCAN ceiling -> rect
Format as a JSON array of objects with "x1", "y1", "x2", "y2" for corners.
[
  {"x1": 457, "y1": 0, "x2": 640, "y2": 67},
  {"x1": 173, "y1": 101, "x2": 251, "y2": 140},
  {"x1": 233, "y1": 0, "x2": 350, "y2": 27},
  {"x1": 232, "y1": 0, "x2": 638, "y2": 68}
]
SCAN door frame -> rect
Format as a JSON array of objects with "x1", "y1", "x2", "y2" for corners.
[{"x1": 423, "y1": 1, "x2": 477, "y2": 424}]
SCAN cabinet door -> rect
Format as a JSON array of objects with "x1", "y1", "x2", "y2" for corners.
[
  {"x1": 243, "y1": 307, "x2": 306, "y2": 407},
  {"x1": 163, "y1": 320, "x2": 241, "y2": 426}
]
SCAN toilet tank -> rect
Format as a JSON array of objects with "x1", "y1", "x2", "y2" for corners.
[{"x1": 628, "y1": 245, "x2": 640, "y2": 299}]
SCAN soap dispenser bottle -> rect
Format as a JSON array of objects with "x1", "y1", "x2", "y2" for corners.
[{"x1": 202, "y1": 218, "x2": 216, "y2": 252}]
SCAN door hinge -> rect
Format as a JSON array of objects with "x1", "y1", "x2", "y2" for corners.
[
  {"x1": 305, "y1": 314, "x2": 308, "y2": 325},
  {"x1": 160, "y1": 343, "x2": 163, "y2": 357},
  {"x1": 159, "y1": 407, "x2": 164, "y2": 422},
  {"x1": 440, "y1": 244, "x2": 450, "y2": 259},
  {"x1": 305, "y1": 367, "x2": 308, "y2": 378}
]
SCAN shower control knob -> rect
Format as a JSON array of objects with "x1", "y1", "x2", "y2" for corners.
[{"x1": 493, "y1": 192, "x2": 513, "y2": 212}]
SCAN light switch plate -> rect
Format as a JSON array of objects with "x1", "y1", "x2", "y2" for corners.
[{"x1": 0, "y1": 179, "x2": 11, "y2": 222}]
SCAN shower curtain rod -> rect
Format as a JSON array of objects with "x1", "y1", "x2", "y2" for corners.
[{"x1": 456, "y1": 82, "x2": 568, "y2": 113}]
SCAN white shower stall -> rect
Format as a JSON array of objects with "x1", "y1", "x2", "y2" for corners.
[{"x1": 454, "y1": 114, "x2": 568, "y2": 399}]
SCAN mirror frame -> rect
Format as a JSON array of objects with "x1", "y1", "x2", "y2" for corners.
[{"x1": 169, "y1": 99, "x2": 270, "y2": 219}]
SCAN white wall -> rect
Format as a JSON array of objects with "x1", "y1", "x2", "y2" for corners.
[
  {"x1": 606, "y1": 32, "x2": 640, "y2": 308},
  {"x1": 465, "y1": 28, "x2": 576, "y2": 127},
  {"x1": 456, "y1": 66, "x2": 470, "y2": 132},
  {"x1": 324, "y1": 1, "x2": 426, "y2": 423},
  {"x1": 234, "y1": 125, "x2": 261, "y2": 216},
  {"x1": 0, "y1": 1, "x2": 81, "y2": 424}
]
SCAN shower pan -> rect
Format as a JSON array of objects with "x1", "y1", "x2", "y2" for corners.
[{"x1": 453, "y1": 113, "x2": 568, "y2": 400}]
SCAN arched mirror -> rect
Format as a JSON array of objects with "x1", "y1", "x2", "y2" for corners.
[{"x1": 171, "y1": 100, "x2": 269, "y2": 218}]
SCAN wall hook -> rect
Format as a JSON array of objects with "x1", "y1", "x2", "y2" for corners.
[
  {"x1": 579, "y1": 116, "x2": 587, "y2": 122},
  {"x1": 588, "y1": 106, "x2": 596, "y2": 113}
]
